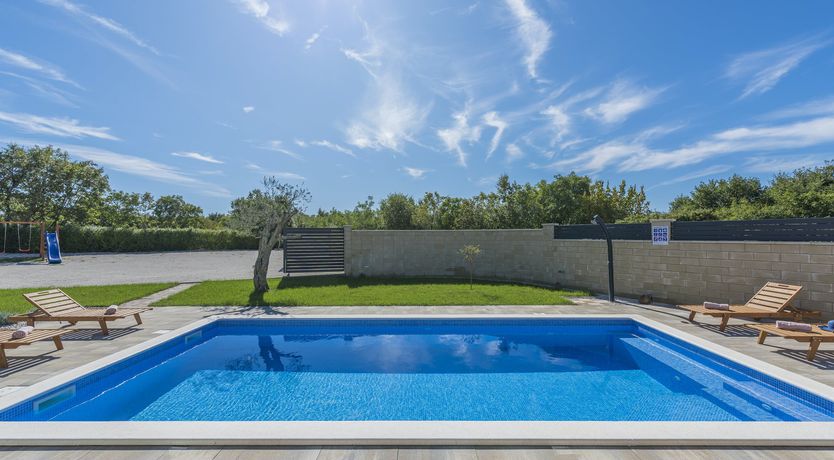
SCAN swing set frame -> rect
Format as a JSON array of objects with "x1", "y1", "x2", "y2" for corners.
[{"x1": 0, "y1": 221, "x2": 47, "y2": 260}]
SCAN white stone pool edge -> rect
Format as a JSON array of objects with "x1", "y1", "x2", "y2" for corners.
[{"x1": 2, "y1": 313, "x2": 834, "y2": 447}]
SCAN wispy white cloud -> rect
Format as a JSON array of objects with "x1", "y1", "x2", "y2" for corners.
[
  {"x1": 763, "y1": 95, "x2": 834, "y2": 120},
  {"x1": 745, "y1": 155, "x2": 829, "y2": 173},
  {"x1": 430, "y1": 2, "x2": 480, "y2": 16},
  {"x1": 305, "y1": 27, "x2": 326, "y2": 50},
  {"x1": 505, "y1": 143, "x2": 524, "y2": 162},
  {"x1": 51, "y1": 143, "x2": 230, "y2": 197},
  {"x1": 0, "y1": 111, "x2": 118, "y2": 140},
  {"x1": 340, "y1": 15, "x2": 383, "y2": 79},
  {"x1": 476, "y1": 176, "x2": 497, "y2": 187},
  {"x1": 346, "y1": 75, "x2": 430, "y2": 152},
  {"x1": 402, "y1": 167, "x2": 430, "y2": 179},
  {"x1": 726, "y1": 35, "x2": 830, "y2": 99},
  {"x1": 541, "y1": 105, "x2": 571, "y2": 142},
  {"x1": 504, "y1": 0, "x2": 552, "y2": 79},
  {"x1": 437, "y1": 109, "x2": 482, "y2": 166},
  {"x1": 0, "y1": 48, "x2": 78, "y2": 87},
  {"x1": 256, "y1": 140, "x2": 302, "y2": 160},
  {"x1": 482, "y1": 111, "x2": 507, "y2": 158},
  {"x1": 245, "y1": 161, "x2": 305, "y2": 180},
  {"x1": 273, "y1": 172, "x2": 305, "y2": 180},
  {"x1": 0, "y1": 71, "x2": 78, "y2": 107},
  {"x1": 648, "y1": 164, "x2": 732, "y2": 189},
  {"x1": 533, "y1": 86, "x2": 606, "y2": 146},
  {"x1": 40, "y1": 0, "x2": 160, "y2": 55},
  {"x1": 342, "y1": 48, "x2": 381, "y2": 79},
  {"x1": 232, "y1": 0, "x2": 290, "y2": 35},
  {"x1": 242, "y1": 106, "x2": 255, "y2": 113},
  {"x1": 584, "y1": 80, "x2": 665, "y2": 124},
  {"x1": 294, "y1": 139, "x2": 307, "y2": 147},
  {"x1": 547, "y1": 114, "x2": 834, "y2": 173},
  {"x1": 171, "y1": 151, "x2": 223, "y2": 164},
  {"x1": 543, "y1": 141, "x2": 634, "y2": 173},
  {"x1": 39, "y1": 0, "x2": 171, "y2": 86},
  {"x1": 310, "y1": 140, "x2": 356, "y2": 158}
]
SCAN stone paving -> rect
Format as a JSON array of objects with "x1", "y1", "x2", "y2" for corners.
[
  {"x1": 0, "y1": 251, "x2": 284, "y2": 288},
  {"x1": 3, "y1": 290, "x2": 834, "y2": 458}
]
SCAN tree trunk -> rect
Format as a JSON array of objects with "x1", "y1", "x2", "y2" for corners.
[
  {"x1": 252, "y1": 226, "x2": 274, "y2": 293},
  {"x1": 253, "y1": 246, "x2": 271, "y2": 292},
  {"x1": 252, "y1": 218, "x2": 289, "y2": 293}
]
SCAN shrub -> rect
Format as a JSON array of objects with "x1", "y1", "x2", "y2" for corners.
[{"x1": 58, "y1": 225, "x2": 259, "y2": 252}]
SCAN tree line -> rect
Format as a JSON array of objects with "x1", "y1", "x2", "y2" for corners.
[
  {"x1": 298, "y1": 174, "x2": 651, "y2": 229},
  {"x1": 0, "y1": 144, "x2": 223, "y2": 228},
  {"x1": 3, "y1": 143, "x2": 833, "y2": 231}
]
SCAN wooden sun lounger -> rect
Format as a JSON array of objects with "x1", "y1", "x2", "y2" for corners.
[
  {"x1": 0, "y1": 329, "x2": 68, "y2": 368},
  {"x1": 8, "y1": 289, "x2": 152, "y2": 336},
  {"x1": 747, "y1": 323, "x2": 834, "y2": 362},
  {"x1": 678, "y1": 282, "x2": 819, "y2": 331}
]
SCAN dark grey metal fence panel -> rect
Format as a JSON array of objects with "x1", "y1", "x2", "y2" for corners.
[
  {"x1": 551, "y1": 218, "x2": 834, "y2": 242},
  {"x1": 283, "y1": 227, "x2": 344, "y2": 273},
  {"x1": 672, "y1": 218, "x2": 834, "y2": 242},
  {"x1": 553, "y1": 223, "x2": 651, "y2": 240}
]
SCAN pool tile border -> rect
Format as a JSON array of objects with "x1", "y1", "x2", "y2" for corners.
[{"x1": 1, "y1": 313, "x2": 834, "y2": 446}]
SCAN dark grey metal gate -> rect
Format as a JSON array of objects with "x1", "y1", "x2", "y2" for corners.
[{"x1": 282, "y1": 227, "x2": 345, "y2": 274}]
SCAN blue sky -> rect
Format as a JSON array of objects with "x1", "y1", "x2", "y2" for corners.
[{"x1": 1, "y1": 0, "x2": 834, "y2": 214}]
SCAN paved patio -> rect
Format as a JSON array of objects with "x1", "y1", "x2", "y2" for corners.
[
  {"x1": 3, "y1": 292, "x2": 834, "y2": 458},
  {"x1": 0, "y1": 251, "x2": 283, "y2": 288}
]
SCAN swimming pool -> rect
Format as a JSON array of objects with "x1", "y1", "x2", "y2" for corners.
[{"x1": 2, "y1": 315, "x2": 834, "y2": 445}]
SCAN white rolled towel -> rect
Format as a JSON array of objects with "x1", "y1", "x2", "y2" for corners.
[
  {"x1": 776, "y1": 321, "x2": 812, "y2": 332},
  {"x1": 704, "y1": 301, "x2": 730, "y2": 310},
  {"x1": 105, "y1": 305, "x2": 119, "y2": 315},
  {"x1": 11, "y1": 326, "x2": 34, "y2": 339}
]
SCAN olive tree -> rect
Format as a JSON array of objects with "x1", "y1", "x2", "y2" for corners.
[
  {"x1": 459, "y1": 244, "x2": 481, "y2": 289},
  {"x1": 229, "y1": 177, "x2": 311, "y2": 292}
]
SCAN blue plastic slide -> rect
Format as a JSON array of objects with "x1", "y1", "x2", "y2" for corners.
[{"x1": 45, "y1": 232, "x2": 62, "y2": 264}]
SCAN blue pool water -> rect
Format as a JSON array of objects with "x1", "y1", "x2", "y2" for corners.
[{"x1": 2, "y1": 318, "x2": 834, "y2": 422}]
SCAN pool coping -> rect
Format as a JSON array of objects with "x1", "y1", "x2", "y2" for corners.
[{"x1": 2, "y1": 313, "x2": 834, "y2": 447}]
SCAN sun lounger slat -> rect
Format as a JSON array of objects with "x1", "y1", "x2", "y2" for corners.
[
  {"x1": 36, "y1": 299, "x2": 82, "y2": 311},
  {"x1": 26, "y1": 288, "x2": 63, "y2": 296},
  {"x1": 759, "y1": 287, "x2": 798, "y2": 297},
  {"x1": 0, "y1": 329, "x2": 68, "y2": 368},
  {"x1": 747, "y1": 323, "x2": 834, "y2": 361},
  {"x1": 26, "y1": 292, "x2": 69, "y2": 303},
  {"x1": 15, "y1": 289, "x2": 152, "y2": 336},
  {"x1": 755, "y1": 292, "x2": 794, "y2": 303},
  {"x1": 679, "y1": 281, "x2": 803, "y2": 331},
  {"x1": 755, "y1": 293, "x2": 796, "y2": 305},
  {"x1": 758, "y1": 283, "x2": 799, "y2": 294},
  {"x1": 747, "y1": 298, "x2": 789, "y2": 310}
]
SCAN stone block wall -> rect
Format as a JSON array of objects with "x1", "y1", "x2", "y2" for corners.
[
  {"x1": 345, "y1": 227, "x2": 556, "y2": 285},
  {"x1": 344, "y1": 225, "x2": 834, "y2": 315}
]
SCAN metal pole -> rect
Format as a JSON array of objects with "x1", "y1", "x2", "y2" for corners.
[
  {"x1": 592, "y1": 215, "x2": 615, "y2": 302},
  {"x1": 40, "y1": 222, "x2": 45, "y2": 260}
]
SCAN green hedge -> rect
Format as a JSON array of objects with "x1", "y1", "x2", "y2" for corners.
[{"x1": 59, "y1": 225, "x2": 259, "y2": 252}]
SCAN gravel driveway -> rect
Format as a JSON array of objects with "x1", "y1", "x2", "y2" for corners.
[{"x1": 0, "y1": 251, "x2": 283, "y2": 288}]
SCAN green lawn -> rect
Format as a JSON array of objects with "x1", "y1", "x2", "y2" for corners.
[
  {"x1": 154, "y1": 276, "x2": 585, "y2": 307},
  {"x1": 0, "y1": 282, "x2": 177, "y2": 319}
]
